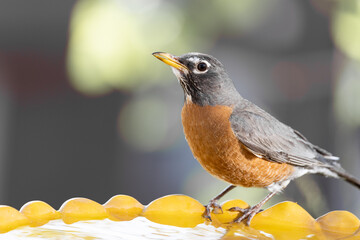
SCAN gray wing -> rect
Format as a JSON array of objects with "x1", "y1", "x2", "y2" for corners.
[{"x1": 229, "y1": 101, "x2": 339, "y2": 168}]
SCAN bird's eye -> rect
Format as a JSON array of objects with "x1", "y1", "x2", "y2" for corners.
[{"x1": 197, "y1": 62, "x2": 208, "y2": 72}]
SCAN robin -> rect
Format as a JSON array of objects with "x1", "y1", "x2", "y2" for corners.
[{"x1": 152, "y1": 52, "x2": 360, "y2": 225}]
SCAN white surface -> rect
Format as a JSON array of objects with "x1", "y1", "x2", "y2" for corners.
[{"x1": 0, "y1": 217, "x2": 226, "y2": 240}]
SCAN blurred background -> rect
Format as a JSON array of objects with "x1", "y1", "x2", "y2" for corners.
[{"x1": 0, "y1": 0, "x2": 359, "y2": 219}]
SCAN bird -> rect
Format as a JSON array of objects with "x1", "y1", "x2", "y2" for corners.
[{"x1": 152, "y1": 51, "x2": 360, "y2": 226}]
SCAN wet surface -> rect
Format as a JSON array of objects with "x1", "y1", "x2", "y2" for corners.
[
  {"x1": 1, "y1": 215, "x2": 360, "y2": 240},
  {"x1": 0, "y1": 217, "x2": 226, "y2": 240},
  {"x1": 1, "y1": 196, "x2": 360, "y2": 239}
]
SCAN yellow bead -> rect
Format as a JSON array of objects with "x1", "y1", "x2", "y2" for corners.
[
  {"x1": 317, "y1": 211, "x2": 360, "y2": 239},
  {"x1": 104, "y1": 195, "x2": 144, "y2": 221},
  {"x1": 20, "y1": 201, "x2": 61, "y2": 227},
  {"x1": 0, "y1": 205, "x2": 29, "y2": 233},
  {"x1": 211, "y1": 199, "x2": 249, "y2": 226},
  {"x1": 59, "y1": 198, "x2": 108, "y2": 224},
  {"x1": 250, "y1": 201, "x2": 323, "y2": 240},
  {"x1": 143, "y1": 194, "x2": 205, "y2": 228}
]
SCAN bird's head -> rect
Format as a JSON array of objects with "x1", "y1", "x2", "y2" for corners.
[{"x1": 153, "y1": 52, "x2": 239, "y2": 106}]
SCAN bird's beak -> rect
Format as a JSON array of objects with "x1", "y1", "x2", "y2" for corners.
[{"x1": 152, "y1": 52, "x2": 187, "y2": 71}]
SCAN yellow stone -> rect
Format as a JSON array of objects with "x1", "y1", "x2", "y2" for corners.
[
  {"x1": 20, "y1": 201, "x2": 61, "y2": 227},
  {"x1": 143, "y1": 194, "x2": 205, "y2": 228},
  {"x1": 211, "y1": 199, "x2": 249, "y2": 226},
  {"x1": 0, "y1": 205, "x2": 30, "y2": 233},
  {"x1": 250, "y1": 201, "x2": 324, "y2": 240},
  {"x1": 317, "y1": 211, "x2": 360, "y2": 239},
  {"x1": 59, "y1": 198, "x2": 108, "y2": 224},
  {"x1": 104, "y1": 195, "x2": 144, "y2": 221}
]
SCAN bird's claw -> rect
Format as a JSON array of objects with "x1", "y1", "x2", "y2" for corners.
[
  {"x1": 203, "y1": 199, "x2": 223, "y2": 221},
  {"x1": 228, "y1": 205, "x2": 262, "y2": 226},
  {"x1": 228, "y1": 206, "x2": 249, "y2": 213}
]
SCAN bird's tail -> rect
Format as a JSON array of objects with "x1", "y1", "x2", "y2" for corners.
[{"x1": 331, "y1": 167, "x2": 360, "y2": 189}]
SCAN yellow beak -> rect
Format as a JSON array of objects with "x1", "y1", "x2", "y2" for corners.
[{"x1": 152, "y1": 52, "x2": 187, "y2": 71}]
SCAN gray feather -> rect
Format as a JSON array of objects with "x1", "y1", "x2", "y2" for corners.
[{"x1": 229, "y1": 99, "x2": 339, "y2": 168}]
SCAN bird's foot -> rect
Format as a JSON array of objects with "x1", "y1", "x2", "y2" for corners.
[
  {"x1": 203, "y1": 199, "x2": 223, "y2": 221},
  {"x1": 228, "y1": 205, "x2": 263, "y2": 226}
]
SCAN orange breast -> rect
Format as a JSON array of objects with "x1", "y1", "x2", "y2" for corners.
[{"x1": 181, "y1": 101, "x2": 294, "y2": 188}]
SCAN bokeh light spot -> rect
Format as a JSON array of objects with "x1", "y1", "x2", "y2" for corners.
[
  {"x1": 334, "y1": 59, "x2": 360, "y2": 128},
  {"x1": 67, "y1": 0, "x2": 189, "y2": 96},
  {"x1": 118, "y1": 96, "x2": 170, "y2": 152},
  {"x1": 332, "y1": 3, "x2": 360, "y2": 60}
]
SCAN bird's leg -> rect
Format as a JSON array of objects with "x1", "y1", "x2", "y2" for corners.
[
  {"x1": 229, "y1": 180, "x2": 290, "y2": 225},
  {"x1": 229, "y1": 191, "x2": 278, "y2": 226},
  {"x1": 203, "y1": 185, "x2": 236, "y2": 221}
]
